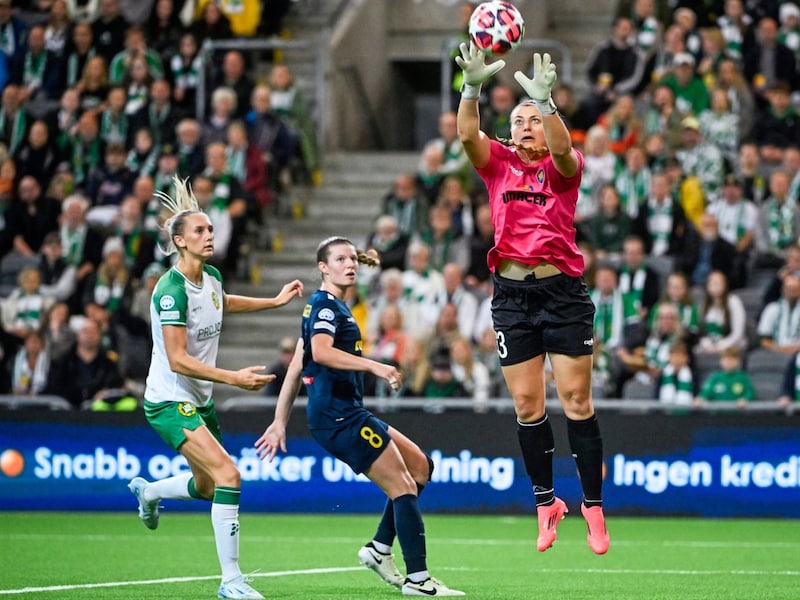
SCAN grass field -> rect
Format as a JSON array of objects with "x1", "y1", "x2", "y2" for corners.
[{"x1": 1, "y1": 512, "x2": 798, "y2": 599}]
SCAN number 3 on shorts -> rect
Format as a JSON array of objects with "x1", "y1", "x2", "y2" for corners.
[
  {"x1": 360, "y1": 426, "x2": 384, "y2": 449},
  {"x1": 495, "y1": 330, "x2": 508, "y2": 359}
]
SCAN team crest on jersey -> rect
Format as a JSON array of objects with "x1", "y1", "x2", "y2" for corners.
[
  {"x1": 178, "y1": 402, "x2": 196, "y2": 417},
  {"x1": 510, "y1": 165, "x2": 523, "y2": 176},
  {"x1": 159, "y1": 295, "x2": 176, "y2": 310},
  {"x1": 303, "y1": 304, "x2": 312, "y2": 317},
  {"x1": 318, "y1": 308, "x2": 335, "y2": 321},
  {"x1": 536, "y1": 169, "x2": 545, "y2": 184},
  {"x1": 211, "y1": 291, "x2": 220, "y2": 310}
]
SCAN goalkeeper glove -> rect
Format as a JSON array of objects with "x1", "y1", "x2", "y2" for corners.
[
  {"x1": 514, "y1": 52, "x2": 558, "y2": 115},
  {"x1": 455, "y1": 42, "x2": 506, "y2": 100}
]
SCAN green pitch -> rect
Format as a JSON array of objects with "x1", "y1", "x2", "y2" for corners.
[{"x1": 1, "y1": 512, "x2": 798, "y2": 599}]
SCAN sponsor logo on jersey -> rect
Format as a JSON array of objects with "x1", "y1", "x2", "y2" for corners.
[
  {"x1": 501, "y1": 189, "x2": 548, "y2": 206},
  {"x1": 159, "y1": 295, "x2": 176, "y2": 310},
  {"x1": 583, "y1": 338, "x2": 594, "y2": 346},
  {"x1": 197, "y1": 321, "x2": 222, "y2": 341},
  {"x1": 314, "y1": 321, "x2": 336, "y2": 333},
  {"x1": 318, "y1": 308, "x2": 335, "y2": 321},
  {"x1": 510, "y1": 165, "x2": 523, "y2": 176},
  {"x1": 303, "y1": 304, "x2": 312, "y2": 317},
  {"x1": 211, "y1": 291, "x2": 221, "y2": 310},
  {"x1": 178, "y1": 402, "x2": 196, "y2": 417},
  {"x1": 159, "y1": 310, "x2": 180, "y2": 321},
  {"x1": 302, "y1": 376, "x2": 314, "y2": 385},
  {"x1": 354, "y1": 340, "x2": 363, "y2": 352}
]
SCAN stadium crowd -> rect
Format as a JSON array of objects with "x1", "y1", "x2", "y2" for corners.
[
  {"x1": 2, "y1": 0, "x2": 800, "y2": 411},
  {"x1": 0, "y1": 0, "x2": 316, "y2": 408}
]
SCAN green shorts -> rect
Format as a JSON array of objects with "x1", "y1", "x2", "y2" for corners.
[{"x1": 143, "y1": 399, "x2": 222, "y2": 451}]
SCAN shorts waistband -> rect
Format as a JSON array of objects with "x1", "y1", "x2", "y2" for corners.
[{"x1": 498, "y1": 259, "x2": 562, "y2": 281}]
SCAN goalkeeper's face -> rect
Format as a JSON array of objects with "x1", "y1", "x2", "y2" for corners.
[{"x1": 510, "y1": 103, "x2": 548, "y2": 158}]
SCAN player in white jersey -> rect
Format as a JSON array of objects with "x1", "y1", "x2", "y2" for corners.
[{"x1": 127, "y1": 177, "x2": 303, "y2": 600}]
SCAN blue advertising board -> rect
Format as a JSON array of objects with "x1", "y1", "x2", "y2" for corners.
[{"x1": 0, "y1": 411, "x2": 798, "y2": 517}]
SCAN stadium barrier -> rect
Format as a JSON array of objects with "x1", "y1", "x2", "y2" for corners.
[{"x1": 1, "y1": 405, "x2": 798, "y2": 517}]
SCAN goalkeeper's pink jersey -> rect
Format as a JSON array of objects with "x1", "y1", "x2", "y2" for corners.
[{"x1": 475, "y1": 140, "x2": 585, "y2": 277}]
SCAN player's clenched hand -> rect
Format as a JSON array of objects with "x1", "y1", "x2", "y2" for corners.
[
  {"x1": 373, "y1": 362, "x2": 402, "y2": 392},
  {"x1": 456, "y1": 41, "x2": 506, "y2": 87},
  {"x1": 233, "y1": 366, "x2": 276, "y2": 391},
  {"x1": 254, "y1": 423, "x2": 287, "y2": 462}
]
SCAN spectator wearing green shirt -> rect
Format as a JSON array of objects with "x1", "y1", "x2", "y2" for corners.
[
  {"x1": 661, "y1": 52, "x2": 710, "y2": 115},
  {"x1": 694, "y1": 346, "x2": 755, "y2": 408}
]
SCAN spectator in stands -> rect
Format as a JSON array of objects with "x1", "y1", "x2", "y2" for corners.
[
  {"x1": 267, "y1": 63, "x2": 320, "y2": 185},
  {"x1": 97, "y1": 85, "x2": 129, "y2": 147},
  {"x1": 0, "y1": 85, "x2": 29, "y2": 156},
  {"x1": 414, "y1": 203, "x2": 469, "y2": 273},
  {"x1": 698, "y1": 87, "x2": 740, "y2": 167},
  {"x1": 714, "y1": 57, "x2": 756, "y2": 141},
  {"x1": 364, "y1": 214, "x2": 409, "y2": 273},
  {"x1": 474, "y1": 325, "x2": 506, "y2": 399},
  {"x1": 662, "y1": 156, "x2": 704, "y2": 228},
  {"x1": 367, "y1": 304, "x2": 410, "y2": 398},
  {"x1": 6, "y1": 176, "x2": 61, "y2": 256},
  {"x1": 449, "y1": 336, "x2": 490, "y2": 412},
  {"x1": 169, "y1": 31, "x2": 202, "y2": 114},
  {"x1": 46, "y1": 87, "x2": 80, "y2": 161},
  {"x1": 112, "y1": 195, "x2": 159, "y2": 279},
  {"x1": 583, "y1": 184, "x2": 631, "y2": 264},
  {"x1": 244, "y1": 84, "x2": 295, "y2": 186},
  {"x1": 672, "y1": 7, "x2": 704, "y2": 63},
  {"x1": 656, "y1": 341, "x2": 694, "y2": 405},
  {"x1": 577, "y1": 124, "x2": 617, "y2": 223},
  {"x1": 76, "y1": 55, "x2": 109, "y2": 112},
  {"x1": 464, "y1": 202, "x2": 493, "y2": 292},
  {"x1": 641, "y1": 84, "x2": 686, "y2": 154},
  {"x1": 706, "y1": 174, "x2": 758, "y2": 285},
  {"x1": 436, "y1": 175, "x2": 473, "y2": 238},
  {"x1": 757, "y1": 271, "x2": 800, "y2": 356},
  {"x1": 583, "y1": 17, "x2": 646, "y2": 123},
  {"x1": 110, "y1": 26, "x2": 164, "y2": 86},
  {"x1": 419, "y1": 111, "x2": 473, "y2": 193},
  {"x1": 81, "y1": 236, "x2": 132, "y2": 317},
  {"x1": 14, "y1": 119, "x2": 58, "y2": 184},
  {"x1": 144, "y1": 0, "x2": 183, "y2": 64},
  {"x1": 617, "y1": 234, "x2": 661, "y2": 321},
  {"x1": 59, "y1": 194, "x2": 105, "y2": 312},
  {"x1": 86, "y1": 142, "x2": 135, "y2": 213},
  {"x1": 46, "y1": 315, "x2": 125, "y2": 409},
  {"x1": 661, "y1": 52, "x2": 711, "y2": 115},
  {"x1": 10, "y1": 330, "x2": 50, "y2": 396},
  {"x1": 63, "y1": 22, "x2": 94, "y2": 90},
  {"x1": 784, "y1": 146, "x2": 800, "y2": 202},
  {"x1": 694, "y1": 345, "x2": 755, "y2": 406},
  {"x1": 133, "y1": 78, "x2": 180, "y2": 148},
  {"x1": 752, "y1": 81, "x2": 800, "y2": 167},
  {"x1": 479, "y1": 83, "x2": 516, "y2": 140},
  {"x1": 1, "y1": 265, "x2": 54, "y2": 343},
  {"x1": 779, "y1": 3, "x2": 800, "y2": 62},
  {"x1": 696, "y1": 269, "x2": 748, "y2": 356},
  {"x1": 125, "y1": 127, "x2": 159, "y2": 179},
  {"x1": 676, "y1": 115, "x2": 725, "y2": 204},
  {"x1": 91, "y1": 0, "x2": 129, "y2": 65},
  {"x1": 129, "y1": 261, "x2": 165, "y2": 327},
  {"x1": 614, "y1": 145, "x2": 651, "y2": 218},
  {"x1": 649, "y1": 272, "x2": 700, "y2": 344},
  {"x1": 69, "y1": 111, "x2": 103, "y2": 189},
  {"x1": 210, "y1": 50, "x2": 253, "y2": 120},
  {"x1": 648, "y1": 23, "x2": 687, "y2": 84},
  {"x1": 590, "y1": 265, "x2": 630, "y2": 397},
  {"x1": 415, "y1": 142, "x2": 444, "y2": 207},
  {"x1": 366, "y1": 267, "x2": 415, "y2": 344},
  {"x1": 632, "y1": 170, "x2": 692, "y2": 260},
  {"x1": 778, "y1": 350, "x2": 800, "y2": 406},
  {"x1": 42, "y1": 301, "x2": 74, "y2": 360},
  {"x1": 596, "y1": 94, "x2": 640, "y2": 156},
  {"x1": 37, "y1": 231, "x2": 76, "y2": 303},
  {"x1": 175, "y1": 117, "x2": 205, "y2": 176},
  {"x1": 423, "y1": 348, "x2": 466, "y2": 401},
  {"x1": 696, "y1": 25, "x2": 729, "y2": 82},
  {"x1": 684, "y1": 213, "x2": 738, "y2": 287},
  {"x1": 190, "y1": 0, "x2": 233, "y2": 45},
  {"x1": 0, "y1": 0, "x2": 29, "y2": 69},
  {"x1": 736, "y1": 140, "x2": 767, "y2": 204},
  {"x1": 122, "y1": 55, "x2": 154, "y2": 117},
  {"x1": 381, "y1": 171, "x2": 429, "y2": 238},
  {"x1": 397, "y1": 336, "x2": 429, "y2": 398},
  {"x1": 191, "y1": 173, "x2": 232, "y2": 273},
  {"x1": 717, "y1": 0, "x2": 753, "y2": 61},
  {"x1": 401, "y1": 240, "x2": 445, "y2": 338},
  {"x1": 263, "y1": 336, "x2": 304, "y2": 398},
  {"x1": 629, "y1": 0, "x2": 664, "y2": 57},
  {"x1": 743, "y1": 16, "x2": 799, "y2": 102},
  {"x1": 224, "y1": 119, "x2": 269, "y2": 210},
  {"x1": 754, "y1": 169, "x2": 798, "y2": 268},
  {"x1": 441, "y1": 262, "x2": 478, "y2": 342},
  {"x1": 11, "y1": 24, "x2": 62, "y2": 103}
]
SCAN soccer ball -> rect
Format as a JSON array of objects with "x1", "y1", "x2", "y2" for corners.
[{"x1": 468, "y1": 1, "x2": 525, "y2": 57}]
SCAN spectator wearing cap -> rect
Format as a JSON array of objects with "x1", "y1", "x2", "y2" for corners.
[
  {"x1": 743, "y1": 17, "x2": 799, "y2": 102},
  {"x1": 676, "y1": 115, "x2": 725, "y2": 204},
  {"x1": 660, "y1": 52, "x2": 710, "y2": 115},
  {"x1": 706, "y1": 174, "x2": 758, "y2": 285},
  {"x1": 778, "y1": 3, "x2": 800, "y2": 64}
]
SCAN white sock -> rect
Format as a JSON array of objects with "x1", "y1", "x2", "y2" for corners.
[
  {"x1": 372, "y1": 540, "x2": 392, "y2": 554},
  {"x1": 212, "y1": 487, "x2": 242, "y2": 582},
  {"x1": 407, "y1": 570, "x2": 430, "y2": 583},
  {"x1": 143, "y1": 472, "x2": 194, "y2": 502}
]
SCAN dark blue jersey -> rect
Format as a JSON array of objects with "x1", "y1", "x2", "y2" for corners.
[{"x1": 301, "y1": 289, "x2": 365, "y2": 429}]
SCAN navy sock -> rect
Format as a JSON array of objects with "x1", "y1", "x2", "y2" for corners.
[
  {"x1": 517, "y1": 414, "x2": 555, "y2": 506},
  {"x1": 374, "y1": 481, "x2": 426, "y2": 546},
  {"x1": 393, "y1": 493, "x2": 427, "y2": 574},
  {"x1": 567, "y1": 414, "x2": 604, "y2": 507}
]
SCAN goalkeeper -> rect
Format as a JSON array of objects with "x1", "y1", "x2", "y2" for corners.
[{"x1": 455, "y1": 42, "x2": 610, "y2": 555}]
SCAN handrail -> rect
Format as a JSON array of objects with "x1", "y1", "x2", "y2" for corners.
[
  {"x1": 220, "y1": 395, "x2": 799, "y2": 415},
  {"x1": 0, "y1": 394, "x2": 73, "y2": 410},
  {"x1": 441, "y1": 36, "x2": 573, "y2": 114}
]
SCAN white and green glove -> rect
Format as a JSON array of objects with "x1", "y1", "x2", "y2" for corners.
[
  {"x1": 455, "y1": 41, "x2": 506, "y2": 100},
  {"x1": 514, "y1": 52, "x2": 558, "y2": 115}
]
